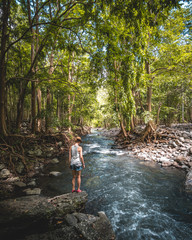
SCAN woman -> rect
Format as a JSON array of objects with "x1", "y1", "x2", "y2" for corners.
[{"x1": 69, "y1": 137, "x2": 85, "y2": 193}]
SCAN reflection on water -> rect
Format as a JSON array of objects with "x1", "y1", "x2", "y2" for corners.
[{"x1": 38, "y1": 130, "x2": 192, "y2": 240}]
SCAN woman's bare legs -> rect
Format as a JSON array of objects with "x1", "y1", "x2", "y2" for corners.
[
  {"x1": 72, "y1": 170, "x2": 76, "y2": 191},
  {"x1": 77, "y1": 171, "x2": 81, "y2": 190}
]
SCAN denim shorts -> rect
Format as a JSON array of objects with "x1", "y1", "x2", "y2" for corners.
[{"x1": 70, "y1": 164, "x2": 82, "y2": 171}]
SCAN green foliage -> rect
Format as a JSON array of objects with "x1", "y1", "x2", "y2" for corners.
[{"x1": 2, "y1": 0, "x2": 191, "y2": 134}]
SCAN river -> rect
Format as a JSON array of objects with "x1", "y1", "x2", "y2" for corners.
[{"x1": 38, "y1": 130, "x2": 192, "y2": 240}]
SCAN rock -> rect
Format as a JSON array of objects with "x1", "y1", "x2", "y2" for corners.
[
  {"x1": 183, "y1": 133, "x2": 189, "y2": 138},
  {"x1": 172, "y1": 161, "x2": 182, "y2": 168},
  {"x1": 189, "y1": 147, "x2": 192, "y2": 155},
  {"x1": 181, "y1": 165, "x2": 189, "y2": 170},
  {"x1": 161, "y1": 162, "x2": 172, "y2": 167},
  {"x1": 47, "y1": 153, "x2": 52, "y2": 158},
  {"x1": 185, "y1": 170, "x2": 192, "y2": 191},
  {"x1": 175, "y1": 155, "x2": 187, "y2": 165},
  {"x1": 0, "y1": 163, "x2": 6, "y2": 170},
  {"x1": 180, "y1": 147, "x2": 187, "y2": 151},
  {"x1": 58, "y1": 141, "x2": 63, "y2": 147},
  {"x1": 49, "y1": 171, "x2": 62, "y2": 177},
  {"x1": 28, "y1": 150, "x2": 34, "y2": 155},
  {"x1": 23, "y1": 188, "x2": 41, "y2": 195},
  {"x1": 186, "y1": 162, "x2": 192, "y2": 168},
  {"x1": 179, "y1": 137, "x2": 185, "y2": 143},
  {"x1": 0, "y1": 192, "x2": 89, "y2": 237},
  {"x1": 14, "y1": 181, "x2": 27, "y2": 188},
  {"x1": 50, "y1": 158, "x2": 59, "y2": 164},
  {"x1": 175, "y1": 140, "x2": 184, "y2": 147},
  {"x1": 27, "y1": 180, "x2": 36, "y2": 187},
  {"x1": 24, "y1": 211, "x2": 115, "y2": 240},
  {"x1": 16, "y1": 162, "x2": 25, "y2": 174},
  {"x1": 0, "y1": 169, "x2": 10, "y2": 179},
  {"x1": 35, "y1": 149, "x2": 42, "y2": 157},
  {"x1": 158, "y1": 157, "x2": 171, "y2": 163}
]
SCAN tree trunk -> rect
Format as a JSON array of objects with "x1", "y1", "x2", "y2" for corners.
[
  {"x1": 68, "y1": 52, "x2": 75, "y2": 132},
  {"x1": 156, "y1": 102, "x2": 162, "y2": 125},
  {"x1": 27, "y1": 0, "x2": 37, "y2": 133},
  {"x1": 0, "y1": 0, "x2": 10, "y2": 136},
  {"x1": 46, "y1": 51, "x2": 54, "y2": 133},
  {"x1": 145, "y1": 60, "x2": 152, "y2": 112},
  {"x1": 37, "y1": 88, "x2": 42, "y2": 132},
  {"x1": 114, "y1": 60, "x2": 127, "y2": 139},
  {"x1": 57, "y1": 96, "x2": 61, "y2": 120}
]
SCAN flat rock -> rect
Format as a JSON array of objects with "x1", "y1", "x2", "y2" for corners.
[
  {"x1": 23, "y1": 188, "x2": 41, "y2": 195},
  {"x1": 0, "y1": 192, "x2": 88, "y2": 232},
  {"x1": 27, "y1": 180, "x2": 36, "y2": 187},
  {"x1": 50, "y1": 158, "x2": 59, "y2": 164},
  {"x1": 49, "y1": 171, "x2": 62, "y2": 177},
  {"x1": 158, "y1": 157, "x2": 171, "y2": 163}
]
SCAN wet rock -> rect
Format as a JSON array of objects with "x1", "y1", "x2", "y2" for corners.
[
  {"x1": 0, "y1": 169, "x2": 10, "y2": 179},
  {"x1": 161, "y1": 162, "x2": 172, "y2": 167},
  {"x1": 50, "y1": 158, "x2": 59, "y2": 164},
  {"x1": 85, "y1": 176, "x2": 101, "y2": 187},
  {"x1": 181, "y1": 165, "x2": 189, "y2": 170},
  {"x1": 172, "y1": 161, "x2": 182, "y2": 168},
  {"x1": 185, "y1": 170, "x2": 192, "y2": 191},
  {"x1": 49, "y1": 171, "x2": 62, "y2": 177},
  {"x1": 23, "y1": 188, "x2": 41, "y2": 195}
]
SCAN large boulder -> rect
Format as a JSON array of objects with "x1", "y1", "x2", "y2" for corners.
[
  {"x1": 0, "y1": 192, "x2": 115, "y2": 240},
  {"x1": 24, "y1": 211, "x2": 115, "y2": 240},
  {"x1": 0, "y1": 192, "x2": 88, "y2": 238}
]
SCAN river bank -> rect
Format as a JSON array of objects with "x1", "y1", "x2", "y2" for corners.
[
  {"x1": 0, "y1": 126, "x2": 116, "y2": 240},
  {"x1": 101, "y1": 124, "x2": 192, "y2": 191},
  {"x1": 0, "y1": 126, "x2": 91, "y2": 200}
]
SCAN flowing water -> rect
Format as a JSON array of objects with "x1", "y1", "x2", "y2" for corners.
[{"x1": 39, "y1": 130, "x2": 192, "y2": 240}]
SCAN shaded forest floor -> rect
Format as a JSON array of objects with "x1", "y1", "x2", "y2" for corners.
[{"x1": 0, "y1": 126, "x2": 91, "y2": 200}]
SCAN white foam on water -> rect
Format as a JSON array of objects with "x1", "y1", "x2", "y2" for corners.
[{"x1": 89, "y1": 143, "x2": 101, "y2": 149}]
